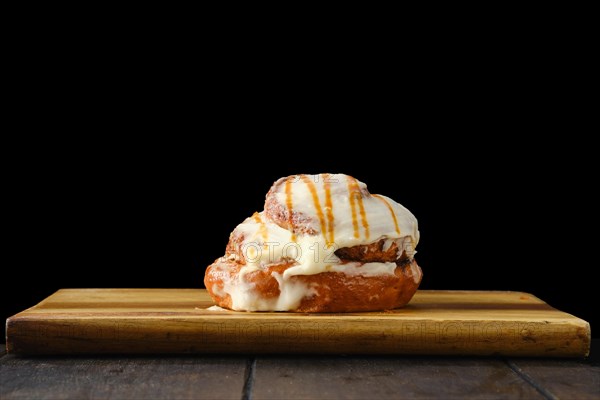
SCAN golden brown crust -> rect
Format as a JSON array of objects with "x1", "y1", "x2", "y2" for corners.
[{"x1": 204, "y1": 258, "x2": 422, "y2": 312}]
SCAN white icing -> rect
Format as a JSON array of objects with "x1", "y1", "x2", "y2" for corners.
[
  {"x1": 275, "y1": 174, "x2": 419, "y2": 246},
  {"x1": 330, "y1": 262, "x2": 397, "y2": 277},
  {"x1": 381, "y1": 239, "x2": 394, "y2": 252},
  {"x1": 215, "y1": 174, "x2": 421, "y2": 311},
  {"x1": 271, "y1": 272, "x2": 317, "y2": 310},
  {"x1": 206, "y1": 305, "x2": 227, "y2": 311},
  {"x1": 234, "y1": 213, "x2": 295, "y2": 266}
]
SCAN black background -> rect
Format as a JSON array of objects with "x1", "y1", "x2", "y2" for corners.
[{"x1": 3, "y1": 27, "x2": 596, "y2": 340}]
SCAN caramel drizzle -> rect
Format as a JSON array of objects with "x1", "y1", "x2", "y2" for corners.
[
  {"x1": 252, "y1": 212, "x2": 268, "y2": 241},
  {"x1": 347, "y1": 177, "x2": 360, "y2": 238},
  {"x1": 322, "y1": 173, "x2": 335, "y2": 245},
  {"x1": 373, "y1": 194, "x2": 400, "y2": 235},
  {"x1": 347, "y1": 176, "x2": 370, "y2": 240},
  {"x1": 301, "y1": 175, "x2": 329, "y2": 243},
  {"x1": 285, "y1": 178, "x2": 296, "y2": 241}
]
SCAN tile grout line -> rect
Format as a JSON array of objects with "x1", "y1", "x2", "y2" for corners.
[
  {"x1": 504, "y1": 359, "x2": 558, "y2": 400},
  {"x1": 241, "y1": 358, "x2": 256, "y2": 400}
]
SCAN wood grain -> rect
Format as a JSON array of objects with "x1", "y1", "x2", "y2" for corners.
[
  {"x1": 6, "y1": 289, "x2": 591, "y2": 356},
  {"x1": 0, "y1": 354, "x2": 248, "y2": 400},
  {"x1": 251, "y1": 357, "x2": 545, "y2": 400},
  {"x1": 509, "y1": 359, "x2": 600, "y2": 399}
]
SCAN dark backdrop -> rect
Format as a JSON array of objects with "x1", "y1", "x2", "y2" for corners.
[{"x1": 3, "y1": 133, "x2": 596, "y2": 339}]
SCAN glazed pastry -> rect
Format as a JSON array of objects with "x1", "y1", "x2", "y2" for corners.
[{"x1": 204, "y1": 173, "x2": 422, "y2": 312}]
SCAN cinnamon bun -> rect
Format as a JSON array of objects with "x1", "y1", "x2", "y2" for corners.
[{"x1": 204, "y1": 173, "x2": 422, "y2": 312}]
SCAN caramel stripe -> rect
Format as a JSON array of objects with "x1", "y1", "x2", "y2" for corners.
[
  {"x1": 346, "y1": 176, "x2": 360, "y2": 238},
  {"x1": 356, "y1": 192, "x2": 370, "y2": 240},
  {"x1": 322, "y1": 173, "x2": 335, "y2": 245},
  {"x1": 285, "y1": 178, "x2": 296, "y2": 241},
  {"x1": 348, "y1": 177, "x2": 370, "y2": 240},
  {"x1": 252, "y1": 212, "x2": 269, "y2": 241},
  {"x1": 373, "y1": 194, "x2": 400, "y2": 235},
  {"x1": 301, "y1": 175, "x2": 328, "y2": 240}
]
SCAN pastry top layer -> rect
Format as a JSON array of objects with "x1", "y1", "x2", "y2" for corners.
[{"x1": 227, "y1": 173, "x2": 420, "y2": 279}]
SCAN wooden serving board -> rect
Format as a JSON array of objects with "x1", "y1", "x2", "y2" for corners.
[{"x1": 6, "y1": 289, "x2": 591, "y2": 357}]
